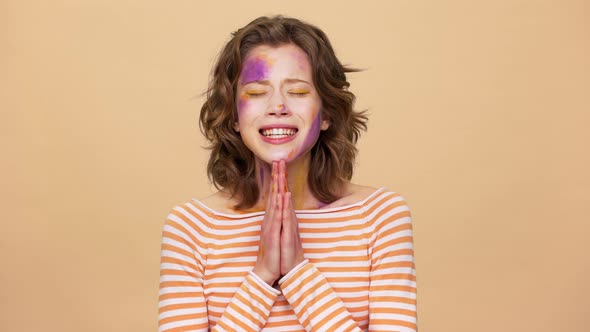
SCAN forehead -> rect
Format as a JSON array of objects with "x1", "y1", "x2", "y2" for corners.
[{"x1": 241, "y1": 43, "x2": 311, "y2": 77}]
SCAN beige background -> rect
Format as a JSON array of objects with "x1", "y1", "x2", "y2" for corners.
[{"x1": 1, "y1": 0, "x2": 589, "y2": 331}]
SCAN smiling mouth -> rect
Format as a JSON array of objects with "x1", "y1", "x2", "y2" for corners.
[{"x1": 259, "y1": 128, "x2": 298, "y2": 139}]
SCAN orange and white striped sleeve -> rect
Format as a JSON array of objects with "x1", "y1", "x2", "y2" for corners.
[
  {"x1": 367, "y1": 195, "x2": 417, "y2": 332},
  {"x1": 158, "y1": 204, "x2": 280, "y2": 332},
  {"x1": 278, "y1": 193, "x2": 417, "y2": 332},
  {"x1": 279, "y1": 260, "x2": 364, "y2": 331}
]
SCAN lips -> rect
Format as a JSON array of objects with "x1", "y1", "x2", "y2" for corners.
[
  {"x1": 259, "y1": 125, "x2": 299, "y2": 144},
  {"x1": 260, "y1": 128, "x2": 297, "y2": 138}
]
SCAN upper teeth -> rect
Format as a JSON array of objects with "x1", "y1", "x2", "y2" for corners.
[{"x1": 262, "y1": 128, "x2": 296, "y2": 137}]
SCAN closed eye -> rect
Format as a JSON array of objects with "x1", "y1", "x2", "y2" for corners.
[
  {"x1": 288, "y1": 89, "x2": 310, "y2": 96},
  {"x1": 245, "y1": 89, "x2": 267, "y2": 97}
]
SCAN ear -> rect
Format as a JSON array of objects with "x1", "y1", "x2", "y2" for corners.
[
  {"x1": 320, "y1": 118, "x2": 330, "y2": 131},
  {"x1": 233, "y1": 121, "x2": 240, "y2": 132}
]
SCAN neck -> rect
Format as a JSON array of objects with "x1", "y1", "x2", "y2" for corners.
[{"x1": 255, "y1": 156, "x2": 324, "y2": 210}]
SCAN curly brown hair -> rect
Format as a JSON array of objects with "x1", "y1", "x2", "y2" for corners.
[{"x1": 199, "y1": 15, "x2": 368, "y2": 210}]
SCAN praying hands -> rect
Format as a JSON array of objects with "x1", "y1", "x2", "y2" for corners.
[{"x1": 252, "y1": 160, "x2": 306, "y2": 285}]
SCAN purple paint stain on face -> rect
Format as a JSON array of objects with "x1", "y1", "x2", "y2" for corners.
[
  {"x1": 303, "y1": 112, "x2": 322, "y2": 147},
  {"x1": 237, "y1": 56, "x2": 269, "y2": 115},
  {"x1": 293, "y1": 51, "x2": 309, "y2": 71},
  {"x1": 289, "y1": 111, "x2": 322, "y2": 159},
  {"x1": 237, "y1": 94, "x2": 249, "y2": 114},
  {"x1": 241, "y1": 57, "x2": 269, "y2": 84}
]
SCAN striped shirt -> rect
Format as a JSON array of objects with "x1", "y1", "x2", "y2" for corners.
[{"x1": 158, "y1": 188, "x2": 417, "y2": 331}]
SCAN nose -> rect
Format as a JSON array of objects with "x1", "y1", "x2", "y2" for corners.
[{"x1": 266, "y1": 93, "x2": 290, "y2": 117}]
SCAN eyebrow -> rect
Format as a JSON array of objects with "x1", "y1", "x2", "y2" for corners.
[
  {"x1": 241, "y1": 78, "x2": 310, "y2": 86},
  {"x1": 284, "y1": 78, "x2": 310, "y2": 84}
]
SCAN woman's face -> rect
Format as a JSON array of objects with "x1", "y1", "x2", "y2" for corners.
[{"x1": 234, "y1": 43, "x2": 329, "y2": 165}]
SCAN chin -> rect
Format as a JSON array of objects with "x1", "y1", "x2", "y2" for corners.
[{"x1": 258, "y1": 151, "x2": 294, "y2": 164}]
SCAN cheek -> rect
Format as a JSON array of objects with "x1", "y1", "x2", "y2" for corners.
[
  {"x1": 287, "y1": 112, "x2": 321, "y2": 159},
  {"x1": 303, "y1": 112, "x2": 322, "y2": 145},
  {"x1": 237, "y1": 94, "x2": 250, "y2": 115}
]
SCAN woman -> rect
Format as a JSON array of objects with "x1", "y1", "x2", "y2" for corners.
[{"x1": 159, "y1": 16, "x2": 417, "y2": 331}]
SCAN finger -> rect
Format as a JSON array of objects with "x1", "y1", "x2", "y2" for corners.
[
  {"x1": 280, "y1": 160, "x2": 288, "y2": 193},
  {"x1": 278, "y1": 162, "x2": 285, "y2": 195},
  {"x1": 265, "y1": 174, "x2": 279, "y2": 228},
  {"x1": 284, "y1": 191, "x2": 291, "y2": 213},
  {"x1": 274, "y1": 192, "x2": 283, "y2": 232},
  {"x1": 265, "y1": 174, "x2": 274, "y2": 211},
  {"x1": 272, "y1": 161, "x2": 278, "y2": 179},
  {"x1": 289, "y1": 192, "x2": 297, "y2": 222},
  {"x1": 282, "y1": 192, "x2": 292, "y2": 236},
  {"x1": 272, "y1": 165, "x2": 278, "y2": 193},
  {"x1": 286, "y1": 192, "x2": 299, "y2": 235}
]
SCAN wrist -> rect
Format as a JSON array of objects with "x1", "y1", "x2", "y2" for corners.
[
  {"x1": 252, "y1": 267, "x2": 277, "y2": 285},
  {"x1": 279, "y1": 259, "x2": 310, "y2": 285}
]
